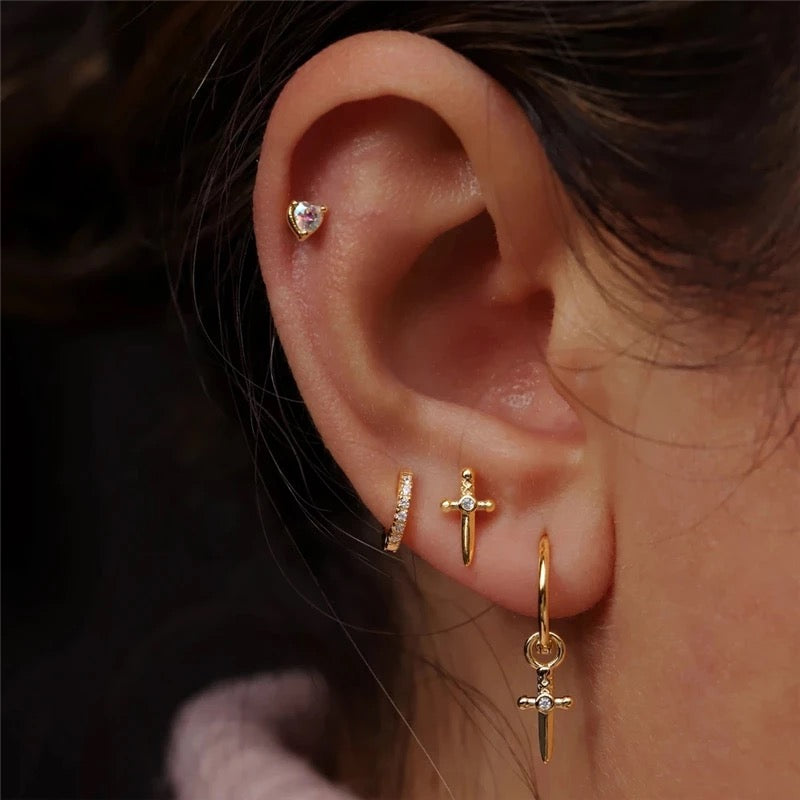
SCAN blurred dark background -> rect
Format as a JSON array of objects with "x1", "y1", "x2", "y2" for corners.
[
  {"x1": 0, "y1": 4, "x2": 274, "y2": 793},
  {"x1": 1, "y1": 306, "x2": 392, "y2": 800},
  {"x1": 2, "y1": 313, "x2": 303, "y2": 797}
]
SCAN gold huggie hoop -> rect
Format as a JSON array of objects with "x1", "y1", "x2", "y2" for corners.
[
  {"x1": 441, "y1": 467, "x2": 496, "y2": 566},
  {"x1": 518, "y1": 532, "x2": 573, "y2": 763},
  {"x1": 538, "y1": 534, "x2": 551, "y2": 651},
  {"x1": 383, "y1": 471, "x2": 413, "y2": 552}
]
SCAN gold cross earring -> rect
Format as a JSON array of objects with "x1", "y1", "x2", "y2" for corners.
[
  {"x1": 517, "y1": 533, "x2": 573, "y2": 763},
  {"x1": 441, "y1": 468, "x2": 495, "y2": 566}
]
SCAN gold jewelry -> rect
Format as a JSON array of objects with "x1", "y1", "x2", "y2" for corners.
[
  {"x1": 287, "y1": 200, "x2": 327, "y2": 240},
  {"x1": 382, "y1": 470, "x2": 413, "y2": 552},
  {"x1": 517, "y1": 533, "x2": 573, "y2": 763},
  {"x1": 440, "y1": 467, "x2": 495, "y2": 566}
]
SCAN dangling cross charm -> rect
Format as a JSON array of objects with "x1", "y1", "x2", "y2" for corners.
[
  {"x1": 441, "y1": 467, "x2": 495, "y2": 566},
  {"x1": 518, "y1": 632, "x2": 573, "y2": 763}
]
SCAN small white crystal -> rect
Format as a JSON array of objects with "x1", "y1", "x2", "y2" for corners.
[
  {"x1": 536, "y1": 695, "x2": 554, "y2": 712},
  {"x1": 459, "y1": 496, "x2": 477, "y2": 512}
]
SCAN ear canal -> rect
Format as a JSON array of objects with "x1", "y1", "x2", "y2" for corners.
[{"x1": 384, "y1": 211, "x2": 580, "y2": 441}]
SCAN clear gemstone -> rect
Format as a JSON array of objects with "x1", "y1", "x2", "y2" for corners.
[
  {"x1": 397, "y1": 511, "x2": 408, "y2": 521},
  {"x1": 536, "y1": 695, "x2": 554, "y2": 712},
  {"x1": 292, "y1": 202, "x2": 324, "y2": 235},
  {"x1": 459, "y1": 496, "x2": 477, "y2": 512}
]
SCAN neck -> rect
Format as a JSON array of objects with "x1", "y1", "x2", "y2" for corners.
[{"x1": 400, "y1": 561, "x2": 545, "y2": 800}]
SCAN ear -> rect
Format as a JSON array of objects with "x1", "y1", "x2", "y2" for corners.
[{"x1": 253, "y1": 31, "x2": 613, "y2": 618}]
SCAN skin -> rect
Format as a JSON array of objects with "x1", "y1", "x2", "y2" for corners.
[{"x1": 253, "y1": 32, "x2": 800, "y2": 800}]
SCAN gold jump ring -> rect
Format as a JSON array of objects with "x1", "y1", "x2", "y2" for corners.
[{"x1": 525, "y1": 631, "x2": 566, "y2": 671}]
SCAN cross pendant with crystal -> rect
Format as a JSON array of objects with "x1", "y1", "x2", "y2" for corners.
[
  {"x1": 441, "y1": 467, "x2": 495, "y2": 566},
  {"x1": 518, "y1": 667, "x2": 573, "y2": 763}
]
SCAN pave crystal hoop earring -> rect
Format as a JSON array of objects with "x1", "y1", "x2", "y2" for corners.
[
  {"x1": 287, "y1": 200, "x2": 327, "y2": 240},
  {"x1": 517, "y1": 533, "x2": 573, "y2": 763},
  {"x1": 382, "y1": 470, "x2": 413, "y2": 552}
]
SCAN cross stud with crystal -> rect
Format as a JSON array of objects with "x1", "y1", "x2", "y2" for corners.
[{"x1": 440, "y1": 467, "x2": 495, "y2": 566}]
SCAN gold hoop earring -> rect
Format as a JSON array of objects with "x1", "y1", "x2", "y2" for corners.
[
  {"x1": 287, "y1": 200, "x2": 327, "y2": 240},
  {"x1": 517, "y1": 533, "x2": 573, "y2": 763},
  {"x1": 382, "y1": 470, "x2": 413, "y2": 552},
  {"x1": 441, "y1": 467, "x2": 495, "y2": 566}
]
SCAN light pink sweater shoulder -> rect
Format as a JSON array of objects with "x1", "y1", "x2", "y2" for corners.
[{"x1": 167, "y1": 672, "x2": 363, "y2": 800}]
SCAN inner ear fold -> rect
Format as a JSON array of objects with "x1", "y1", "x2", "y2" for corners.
[
  {"x1": 382, "y1": 210, "x2": 583, "y2": 440},
  {"x1": 290, "y1": 96, "x2": 477, "y2": 221}
]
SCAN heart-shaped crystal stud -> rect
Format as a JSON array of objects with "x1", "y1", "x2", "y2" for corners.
[{"x1": 287, "y1": 200, "x2": 327, "y2": 241}]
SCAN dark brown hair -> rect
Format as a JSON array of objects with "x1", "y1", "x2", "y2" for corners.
[{"x1": 2, "y1": 2, "x2": 798, "y2": 797}]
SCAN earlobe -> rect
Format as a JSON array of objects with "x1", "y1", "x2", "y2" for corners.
[{"x1": 253, "y1": 31, "x2": 614, "y2": 620}]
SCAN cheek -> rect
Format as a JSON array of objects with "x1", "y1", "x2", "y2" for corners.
[
  {"x1": 547, "y1": 261, "x2": 799, "y2": 792},
  {"x1": 582, "y1": 360, "x2": 800, "y2": 796}
]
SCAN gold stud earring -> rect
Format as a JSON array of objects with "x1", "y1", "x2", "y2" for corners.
[
  {"x1": 287, "y1": 200, "x2": 327, "y2": 240},
  {"x1": 517, "y1": 532, "x2": 573, "y2": 763},
  {"x1": 383, "y1": 470, "x2": 413, "y2": 552},
  {"x1": 441, "y1": 467, "x2": 495, "y2": 566}
]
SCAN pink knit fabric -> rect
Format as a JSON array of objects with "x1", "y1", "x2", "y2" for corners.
[{"x1": 167, "y1": 671, "x2": 362, "y2": 799}]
